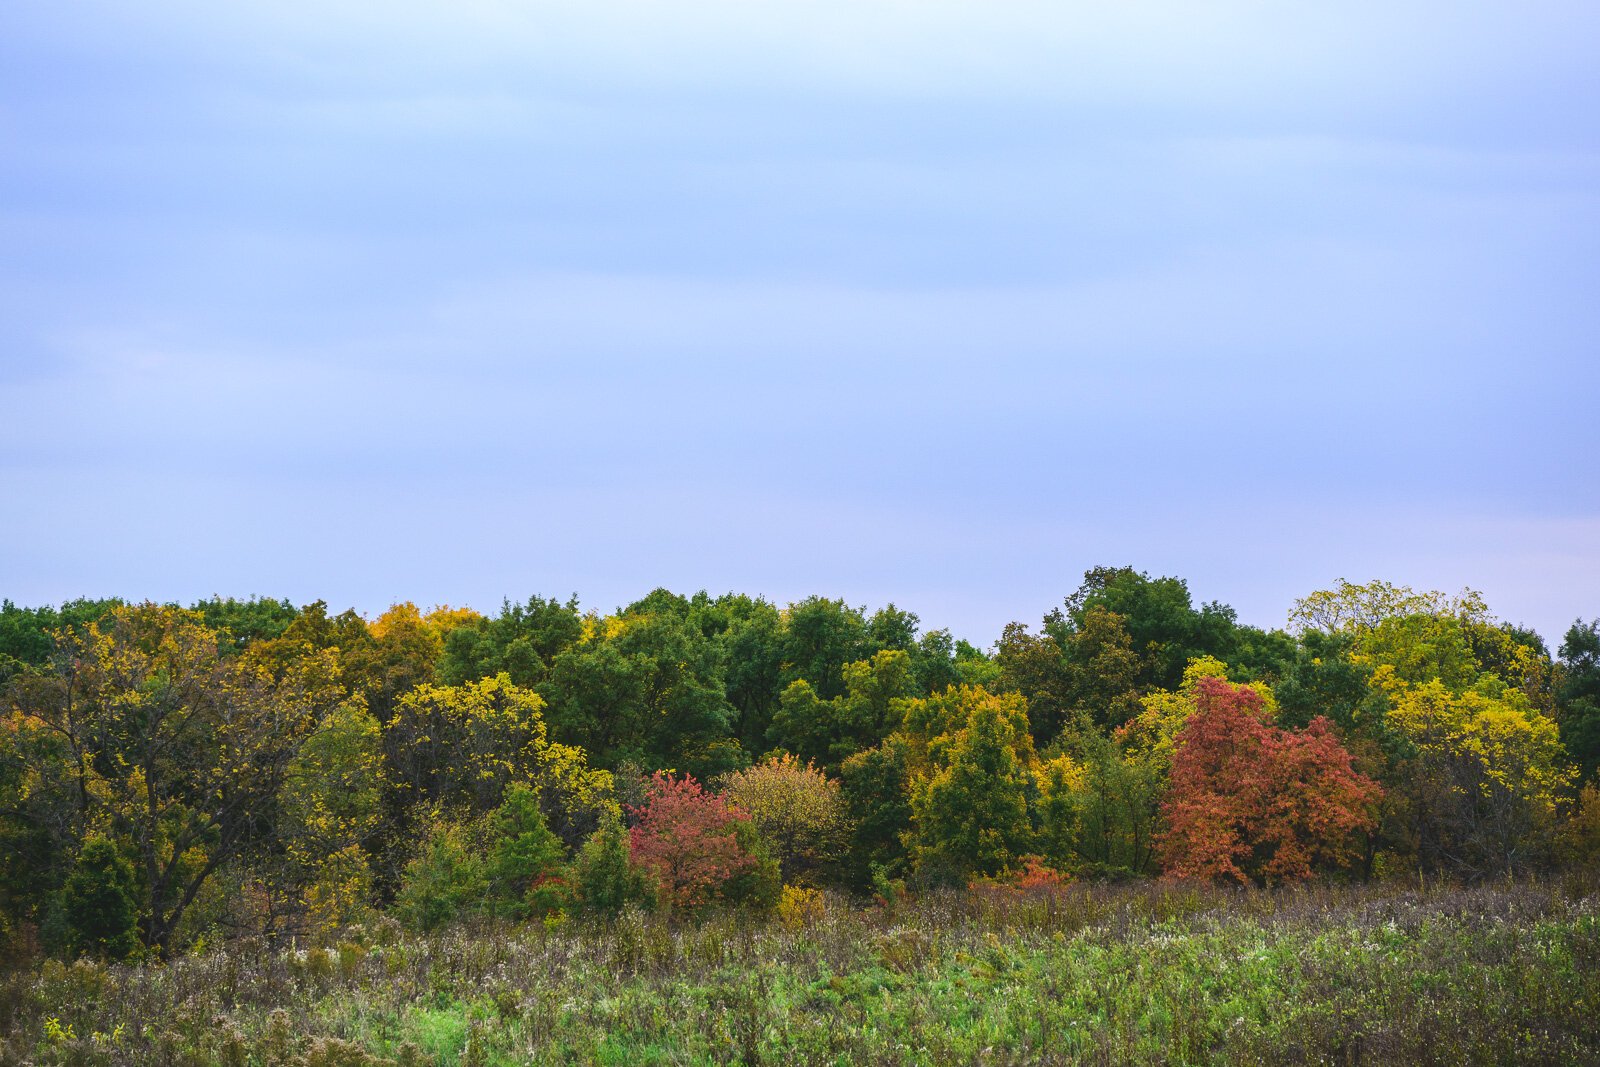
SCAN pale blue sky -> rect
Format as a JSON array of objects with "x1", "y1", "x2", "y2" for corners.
[{"x1": 3, "y1": 2, "x2": 1597, "y2": 644}]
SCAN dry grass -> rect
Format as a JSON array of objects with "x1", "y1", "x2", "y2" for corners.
[{"x1": 3, "y1": 878, "x2": 1597, "y2": 1065}]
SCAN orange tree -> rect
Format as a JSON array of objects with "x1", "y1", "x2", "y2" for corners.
[
  {"x1": 628, "y1": 772, "x2": 777, "y2": 910},
  {"x1": 1159, "y1": 678, "x2": 1381, "y2": 884}
]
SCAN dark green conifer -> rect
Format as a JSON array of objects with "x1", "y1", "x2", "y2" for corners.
[{"x1": 61, "y1": 837, "x2": 139, "y2": 961}]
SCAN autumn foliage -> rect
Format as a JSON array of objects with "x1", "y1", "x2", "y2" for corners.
[
  {"x1": 719, "y1": 755, "x2": 847, "y2": 885},
  {"x1": 1159, "y1": 678, "x2": 1382, "y2": 884},
  {"x1": 0, "y1": 574, "x2": 1594, "y2": 961},
  {"x1": 628, "y1": 772, "x2": 755, "y2": 910}
]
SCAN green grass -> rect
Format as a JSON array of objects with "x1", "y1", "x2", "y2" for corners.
[{"x1": 4, "y1": 880, "x2": 1597, "y2": 1065}]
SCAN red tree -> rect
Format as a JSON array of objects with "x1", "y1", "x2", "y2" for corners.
[
  {"x1": 628, "y1": 772, "x2": 753, "y2": 909},
  {"x1": 1159, "y1": 678, "x2": 1381, "y2": 884}
]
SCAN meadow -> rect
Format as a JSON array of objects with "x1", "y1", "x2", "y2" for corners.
[{"x1": 4, "y1": 878, "x2": 1596, "y2": 1066}]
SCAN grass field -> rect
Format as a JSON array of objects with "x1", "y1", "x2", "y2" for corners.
[{"x1": 4, "y1": 879, "x2": 1597, "y2": 1065}]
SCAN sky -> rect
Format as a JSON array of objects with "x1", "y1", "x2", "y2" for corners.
[{"x1": 2, "y1": 1, "x2": 1598, "y2": 647}]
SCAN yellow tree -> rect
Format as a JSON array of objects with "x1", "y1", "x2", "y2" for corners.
[
  {"x1": 1388, "y1": 679, "x2": 1571, "y2": 875},
  {"x1": 384, "y1": 673, "x2": 616, "y2": 847},
  {"x1": 906, "y1": 686, "x2": 1038, "y2": 879},
  {"x1": 11, "y1": 604, "x2": 343, "y2": 955},
  {"x1": 340, "y1": 602, "x2": 441, "y2": 722},
  {"x1": 1291, "y1": 581, "x2": 1569, "y2": 874},
  {"x1": 1289, "y1": 579, "x2": 1491, "y2": 635},
  {"x1": 719, "y1": 755, "x2": 847, "y2": 885}
]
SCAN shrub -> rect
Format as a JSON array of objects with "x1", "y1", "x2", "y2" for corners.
[
  {"x1": 721, "y1": 820, "x2": 782, "y2": 911},
  {"x1": 394, "y1": 823, "x2": 486, "y2": 932},
  {"x1": 969, "y1": 856, "x2": 1071, "y2": 905},
  {"x1": 303, "y1": 845, "x2": 375, "y2": 939},
  {"x1": 1558, "y1": 782, "x2": 1600, "y2": 868},
  {"x1": 776, "y1": 885, "x2": 825, "y2": 929}
]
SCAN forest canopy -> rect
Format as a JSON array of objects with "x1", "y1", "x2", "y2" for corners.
[{"x1": 2, "y1": 571, "x2": 1596, "y2": 961}]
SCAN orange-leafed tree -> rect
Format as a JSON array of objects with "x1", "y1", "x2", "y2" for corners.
[
  {"x1": 628, "y1": 772, "x2": 755, "y2": 910},
  {"x1": 1159, "y1": 678, "x2": 1381, "y2": 884}
]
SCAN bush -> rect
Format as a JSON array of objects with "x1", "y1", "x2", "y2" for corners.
[
  {"x1": 1558, "y1": 782, "x2": 1600, "y2": 868},
  {"x1": 776, "y1": 885, "x2": 825, "y2": 929},
  {"x1": 969, "y1": 856, "x2": 1071, "y2": 905},
  {"x1": 721, "y1": 820, "x2": 782, "y2": 911},
  {"x1": 394, "y1": 824, "x2": 486, "y2": 933},
  {"x1": 719, "y1": 755, "x2": 847, "y2": 885}
]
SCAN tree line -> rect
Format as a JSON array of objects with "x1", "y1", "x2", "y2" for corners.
[{"x1": 2, "y1": 569, "x2": 1597, "y2": 961}]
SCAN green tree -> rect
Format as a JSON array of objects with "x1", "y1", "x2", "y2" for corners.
[
  {"x1": 437, "y1": 594, "x2": 584, "y2": 689},
  {"x1": 906, "y1": 629, "x2": 960, "y2": 695},
  {"x1": 1034, "y1": 753, "x2": 1084, "y2": 872},
  {"x1": 1274, "y1": 631, "x2": 1387, "y2": 734},
  {"x1": 767, "y1": 650, "x2": 918, "y2": 770},
  {"x1": 0, "y1": 598, "x2": 121, "y2": 683},
  {"x1": 571, "y1": 814, "x2": 657, "y2": 916},
  {"x1": 1062, "y1": 567, "x2": 1241, "y2": 691},
  {"x1": 780, "y1": 597, "x2": 870, "y2": 699},
  {"x1": 722, "y1": 820, "x2": 783, "y2": 911},
  {"x1": 541, "y1": 610, "x2": 740, "y2": 778},
  {"x1": 999, "y1": 600, "x2": 1181, "y2": 745},
  {"x1": 192, "y1": 596, "x2": 300, "y2": 654},
  {"x1": 60, "y1": 837, "x2": 139, "y2": 961},
  {"x1": 708, "y1": 595, "x2": 787, "y2": 751},
  {"x1": 909, "y1": 687, "x2": 1037, "y2": 879},
  {"x1": 0, "y1": 696, "x2": 79, "y2": 933},
  {"x1": 865, "y1": 603, "x2": 919, "y2": 653},
  {"x1": 1067, "y1": 737, "x2": 1161, "y2": 877},
  {"x1": 1063, "y1": 606, "x2": 1143, "y2": 733},
  {"x1": 1557, "y1": 619, "x2": 1600, "y2": 784},
  {"x1": 838, "y1": 735, "x2": 913, "y2": 890},
  {"x1": 485, "y1": 785, "x2": 569, "y2": 918},
  {"x1": 995, "y1": 621, "x2": 1075, "y2": 744}
]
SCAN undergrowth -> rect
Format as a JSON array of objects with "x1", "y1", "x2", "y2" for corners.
[{"x1": 2, "y1": 880, "x2": 1596, "y2": 1065}]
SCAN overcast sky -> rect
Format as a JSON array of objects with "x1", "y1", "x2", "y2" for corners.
[{"x1": 2, "y1": 2, "x2": 1597, "y2": 646}]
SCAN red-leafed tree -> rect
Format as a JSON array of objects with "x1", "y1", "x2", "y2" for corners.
[
  {"x1": 628, "y1": 772, "x2": 754, "y2": 909},
  {"x1": 1159, "y1": 677, "x2": 1381, "y2": 884}
]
